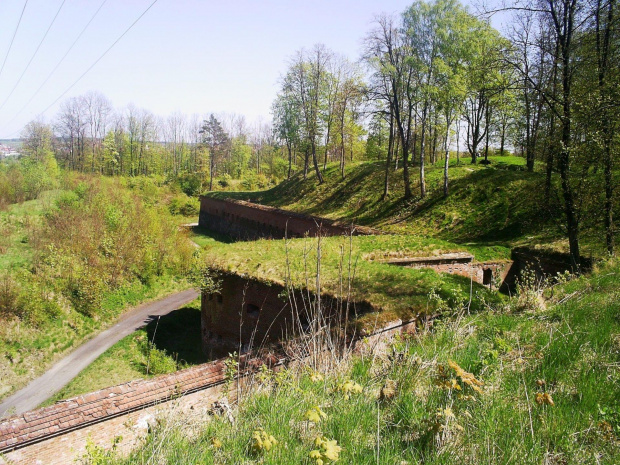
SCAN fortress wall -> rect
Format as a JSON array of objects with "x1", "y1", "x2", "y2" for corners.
[
  {"x1": 198, "y1": 196, "x2": 380, "y2": 240},
  {"x1": 201, "y1": 273, "x2": 375, "y2": 360}
]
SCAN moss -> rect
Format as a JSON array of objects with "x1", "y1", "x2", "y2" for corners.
[{"x1": 201, "y1": 235, "x2": 505, "y2": 332}]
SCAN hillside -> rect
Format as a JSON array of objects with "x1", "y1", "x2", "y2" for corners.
[
  {"x1": 0, "y1": 175, "x2": 196, "y2": 404},
  {"x1": 91, "y1": 258, "x2": 620, "y2": 464},
  {"x1": 209, "y1": 157, "x2": 568, "y2": 249}
]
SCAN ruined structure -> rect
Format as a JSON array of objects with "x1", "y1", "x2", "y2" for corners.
[
  {"x1": 201, "y1": 273, "x2": 375, "y2": 359},
  {"x1": 376, "y1": 253, "x2": 514, "y2": 290},
  {"x1": 199, "y1": 196, "x2": 381, "y2": 239}
]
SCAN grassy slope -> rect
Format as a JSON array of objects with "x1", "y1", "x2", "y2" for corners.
[
  {"x1": 0, "y1": 191, "x2": 59, "y2": 271},
  {"x1": 0, "y1": 276, "x2": 189, "y2": 403},
  {"x1": 102, "y1": 259, "x2": 619, "y2": 465},
  {"x1": 201, "y1": 234, "x2": 507, "y2": 330},
  {"x1": 208, "y1": 156, "x2": 576, "y2": 252}
]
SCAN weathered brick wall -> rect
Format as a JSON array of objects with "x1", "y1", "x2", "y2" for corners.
[
  {"x1": 0, "y1": 317, "x2": 414, "y2": 465},
  {"x1": 376, "y1": 253, "x2": 514, "y2": 290},
  {"x1": 0, "y1": 352, "x2": 282, "y2": 465},
  {"x1": 198, "y1": 196, "x2": 381, "y2": 240},
  {"x1": 421, "y1": 261, "x2": 513, "y2": 289},
  {"x1": 201, "y1": 273, "x2": 374, "y2": 359}
]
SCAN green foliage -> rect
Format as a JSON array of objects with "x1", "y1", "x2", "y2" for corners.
[
  {"x1": 144, "y1": 344, "x2": 178, "y2": 376},
  {"x1": 240, "y1": 172, "x2": 270, "y2": 191},
  {"x1": 0, "y1": 172, "x2": 196, "y2": 402},
  {"x1": 217, "y1": 173, "x2": 232, "y2": 188},
  {"x1": 175, "y1": 172, "x2": 203, "y2": 196},
  {"x1": 168, "y1": 194, "x2": 199, "y2": 216},
  {"x1": 0, "y1": 156, "x2": 59, "y2": 205},
  {"x1": 97, "y1": 261, "x2": 619, "y2": 464}
]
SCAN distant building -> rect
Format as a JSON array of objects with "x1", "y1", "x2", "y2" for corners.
[{"x1": 0, "y1": 143, "x2": 20, "y2": 158}]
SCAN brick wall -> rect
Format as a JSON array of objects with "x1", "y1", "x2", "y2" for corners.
[
  {"x1": 198, "y1": 196, "x2": 381, "y2": 240},
  {"x1": 0, "y1": 352, "x2": 283, "y2": 465},
  {"x1": 0, "y1": 318, "x2": 413, "y2": 465},
  {"x1": 201, "y1": 272, "x2": 374, "y2": 359},
  {"x1": 377, "y1": 253, "x2": 514, "y2": 290}
]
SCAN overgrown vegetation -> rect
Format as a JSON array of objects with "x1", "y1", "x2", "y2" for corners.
[
  {"x1": 0, "y1": 170, "x2": 197, "y2": 402},
  {"x1": 83, "y1": 259, "x2": 620, "y2": 464},
  {"x1": 200, "y1": 233, "x2": 507, "y2": 330}
]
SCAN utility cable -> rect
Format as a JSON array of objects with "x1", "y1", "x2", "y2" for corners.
[
  {"x1": 0, "y1": 0, "x2": 29, "y2": 81},
  {"x1": 7, "y1": 0, "x2": 108, "y2": 123},
  {"x1": 37, "y1": 0, "x2": 160, "y2": 117},
  {"x1": 0, "y1": 0, "x2": 66, "y2": 111}
]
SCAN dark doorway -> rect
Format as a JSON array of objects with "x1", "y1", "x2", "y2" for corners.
[{"x1": 483, "y1": 268, "x2": 493, "y2": 286}]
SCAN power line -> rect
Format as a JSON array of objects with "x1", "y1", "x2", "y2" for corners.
[
  {"x1": 7, "y1": 0, "x2": 108, "y2": 123},
  {"x1": 0, "y1": 0, "x2": 29, "y2": 81},
  {"x1": 37, "y1": 0, "x2": 160, "y2": 118},
  {"x1": 0, "y1": 0, "x2": 66, "y2": 111}
]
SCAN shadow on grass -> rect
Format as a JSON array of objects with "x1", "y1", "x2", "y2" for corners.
[
  {"x1": 190, "y1": 225, "x2": 234, "y2": 244},
  {"x1": 145, "y1": 306, "x2": 209, "y2": 366}
]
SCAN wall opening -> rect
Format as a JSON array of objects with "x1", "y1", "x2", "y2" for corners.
[
  {"x1": 246, "y1": 303, "x2": 260, "y2": 318},
  {"x1": 483, "y1": 268, "x2": 493, "y2": 286}
]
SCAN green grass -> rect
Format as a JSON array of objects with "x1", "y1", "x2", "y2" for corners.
[
  {"x1": 0, "y1": 177, "x2": 198, "y2": 404},
  {"x1": 201, "y1": 234, "x2": 508, "y2": 330},
  {"x1": 41, "y1": 299, "x2": 206, "y2": 406},
  {"x1": 206, "y1": 159, "x2": 563, "y2": 249},
  {"x1": 0, "y1": 190, "x2": 60, "y2": 271},
  {"x1": 189, "y1": 225, "x2": 233, "y2": 248},
  {"x1": 92, "y1": 259, "x2": 620, "y2": 464},
  {"x1": 0, "y1": 275, "x2": 191, "y2": 403}
]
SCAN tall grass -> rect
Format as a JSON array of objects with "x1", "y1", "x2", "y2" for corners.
[{"x1": 81, "y1": 259, "x2": 620, "y2": 464}]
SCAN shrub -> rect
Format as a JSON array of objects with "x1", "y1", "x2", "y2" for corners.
[
  {"x1": 145, "y1": 345, "x2": 177, "y2": 375},
  {"x1": 169, "y1": 195, "x2": 199, "y2": 216},
  {"x1": 0, "y1": 273, "x2": 23, "y2": 320},
  {"x1": 69, "y1": 271, "x2": 105, "y2": 317},
  {"x1": 218, "y1": 173, "x2": 232, "y2": 188},
  {"x1": 176, "y1": 173, "x2": 203, "y2": 196}
]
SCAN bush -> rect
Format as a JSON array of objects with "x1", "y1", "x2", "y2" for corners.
[
  {"x1": 169, "y1": 195, "x2": 199, "y2": 216},
  {"x1": 218, "y1": 174, "x2": 232, "y2": 188},
  {"x1": 240, "y1": 173, "x2": 270, "y2": 191},
  {"x1": 0, "y1": 273, "x2": 22, "y2": 320},
  {"x1": 176, "y1": 173, "x2": 203, "y2": 196},
  {"x1": 145, "y1": 345, "x2": 177, "y2": 375},
  {"x1": 69, "y1": 271, "x2": 105, "y2": 317}
]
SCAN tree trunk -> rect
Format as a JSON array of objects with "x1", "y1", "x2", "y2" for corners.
[
  {"x1": 382, "y1": 113, "x2": 394, "y2": 200},
  {"x1": 287, "y1": 143, "x2": 293, "y2": 179},
  {"x1": 303, "y1": 148, "x2": 309, "y2": 179},
  {"x1": 443, "y1": 124, "x2": 450, "y2": 198},
  {"x1": 311, "y1": 139, "x2": 323, "y2": 184},
  {"x1": 419, "y1": 103, "x2": 428, "y2": 198},
  {"x1": 209, "y1": 150, "x2": 215, "y2": 191}
]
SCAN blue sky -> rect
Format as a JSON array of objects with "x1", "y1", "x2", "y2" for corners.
[{"x1": 0, "y1": 0, "x2": 498, "y2": 139}]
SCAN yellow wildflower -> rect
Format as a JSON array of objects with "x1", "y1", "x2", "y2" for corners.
[
  {"x1": 305, "y1": 406, "x2": 328, "y2": 423},
  {"x1": 251, "y1": 428, "x2": 278, "y2": 454}
]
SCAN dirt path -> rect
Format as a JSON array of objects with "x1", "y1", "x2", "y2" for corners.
[{"x1": 0, "y1": 288, "x2": 200, "y2": 418}]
